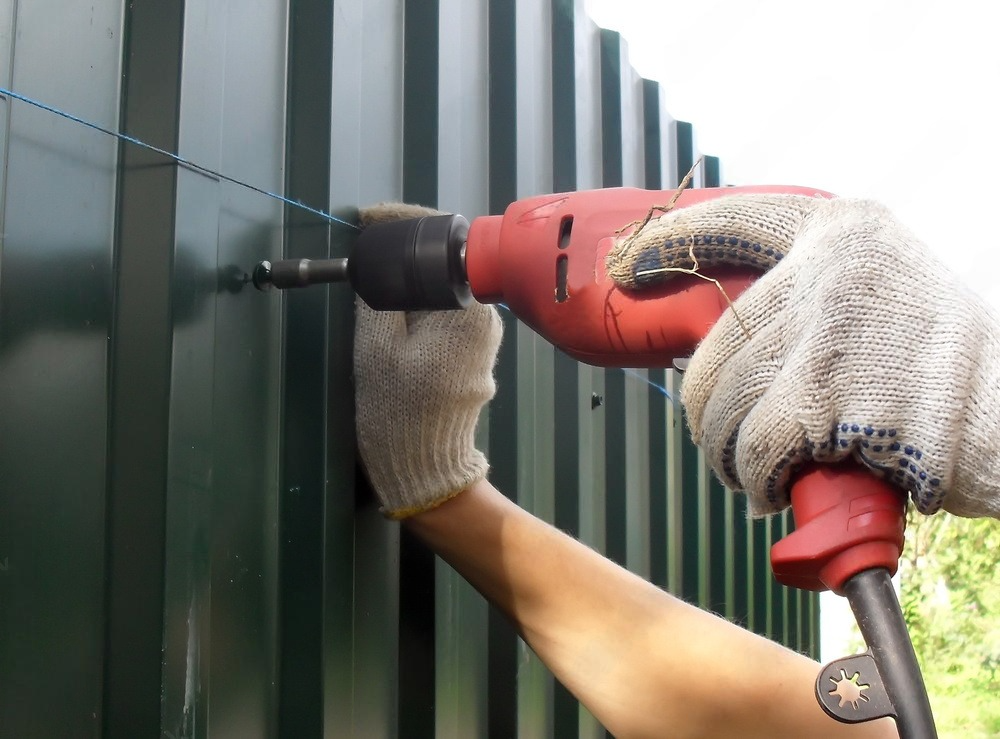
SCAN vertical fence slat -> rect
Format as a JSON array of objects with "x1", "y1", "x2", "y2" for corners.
[
  {"x1": 574, "y1": 7, "x2": 604, "y2": 192},
  {"x1": 203, "y1": 6, "x2": 290, "y2": 738},
  {"x1": 397, "y1": 1, "x2": 441, "y2": 735},
  {"x1": 708, "y1": 480, "x2": 731, "y2": 616},
  {"x1": 357, "y1": 0, "x2": 414, "y2": 732},
  {"x1": 572, "y1": 16, "x2": 608, "y2": 731},
  {"x1": 599, "y1": 30, "x2": 628, "y2": 582},
  {"x1": 732, "y1": 495, "x2": 752, "y2": 629},
  {"x1": 325, "y1": 1, "x2": 408, "y2": 737},
  {"x1": 160, "y1": 4, "x2": 225, "y2": 737},
  {"x1": 514, "y1": 2, "x2": 558, "y2": 733},
  {"x1": 486, "y1": 3, "x2": 522, "y2": 733},
  {"x1": 549, "y1": 11, "x2": 583, "y2": 725},
  {"x1": 0, "y1": 1, "x2": 123, "y2": 736},
  {"x1": 435, "y1": 0, "x2": 492, "y2": 735},
  {"x1": 283, "y1": 0, "x2": 336, "y2": 733},
  {"x1": 106, "y1": 2, "x2": 183, "y2": 735},
  {"x1": 320, "y1": 0, "x2": 361, "y2": 723}
]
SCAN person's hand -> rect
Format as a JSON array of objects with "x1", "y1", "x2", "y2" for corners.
[
  {"x1": 608, "y1": 194, "x2": 1000, "y2": 519},
  {"x1": 353, "y1": 203, "x2": 503, "y2": 519}
]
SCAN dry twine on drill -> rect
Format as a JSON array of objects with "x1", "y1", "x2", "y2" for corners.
[{"x1": 605, "y1": 157, "x2": 752, "y2": 339}]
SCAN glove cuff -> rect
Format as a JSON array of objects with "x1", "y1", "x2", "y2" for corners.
[{"x1": 361, "y1": 405, "x2": 489, "y2": 519}]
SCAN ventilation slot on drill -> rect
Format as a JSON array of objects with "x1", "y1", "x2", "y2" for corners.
[
  {"x1": 558, "y1": 216, "x2": 573, "y2": 249},
  {"x1": 555, "y1": 255, "x2": 569, "y2": 302}
]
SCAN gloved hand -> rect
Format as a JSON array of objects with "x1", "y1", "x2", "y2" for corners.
[
  {"x1": 353, "y1": 203, "x2": 503, "y2": 519},
  {"x1": 608, "y1": 194, "x2": 1000, "y2": 519}
]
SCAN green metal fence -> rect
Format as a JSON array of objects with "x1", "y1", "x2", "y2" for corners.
[{"x1": 0, "y1": 0, "x2": 817, "y2": 736}]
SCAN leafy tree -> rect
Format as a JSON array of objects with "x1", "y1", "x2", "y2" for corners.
[{"x1": 898, "y1": 509, "x2": 1000, "y2": 736}]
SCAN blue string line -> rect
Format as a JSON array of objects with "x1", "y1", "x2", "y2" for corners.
[
  {"x1": 622, "y1": 368, "x2": 675, "y2": 402},
  {"x1": 0, "y1": 86, "x2": 360, "y2": 231},
  {"x1": 4, "y1": 86, "x2": 681, "y2": 394}
]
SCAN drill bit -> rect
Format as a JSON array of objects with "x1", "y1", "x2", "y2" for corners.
[{"x1": 252, "y1": 258, "x2": 349, "y2": 290}]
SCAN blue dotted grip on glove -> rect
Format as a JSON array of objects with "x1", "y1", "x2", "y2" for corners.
[{"x1": 722, "y1": 422, "x2": 945, "y2": 515}]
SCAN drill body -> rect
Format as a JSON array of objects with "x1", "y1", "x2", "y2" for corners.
[{"x1": 349, "y1": 185, "x2": 829, "y2": 365}]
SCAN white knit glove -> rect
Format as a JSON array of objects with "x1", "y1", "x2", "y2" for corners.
[
  {"x1": 609, "y1": 194, "x2": 1000, "y2": 519},
  {"x1": 354, "y1": 203, "x2": 503, "y2": 519}
]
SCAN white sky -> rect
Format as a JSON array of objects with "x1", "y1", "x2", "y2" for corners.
[
  {"x1": 585, "y1": 0, "x2": 1000, "y2": 310},
  {"x1": 583, "y1": 0, "x2": 998, "y2": 660}
]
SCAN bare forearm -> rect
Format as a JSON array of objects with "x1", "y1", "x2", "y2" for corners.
[{"x1": 407, "y1": 479, "x2": 897, "y2": 739}]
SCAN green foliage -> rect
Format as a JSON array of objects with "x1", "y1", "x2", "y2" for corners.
[{"x1": 899, "y1": 509, "x2": 1000, "y2": 737}]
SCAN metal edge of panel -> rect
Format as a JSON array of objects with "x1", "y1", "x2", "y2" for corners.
[
  {"x1": 763, "y1": 516, "x2": 775, "y2": 640},
  {"x1": 700, "y1": 155, "x2": 730, "y2": 618},
  {"x1": 664, "y1": 369, "x2": 684, "y2": 597},
  {"x1": 281, "y1": 0, "x2": 337, "y2": 734},
  {"x1": 598, "y1": 28, "x2": 628, "y2": 574},
  {"x1": 159, "y1": 1, "x2": 225, "y2": 737},
  {"x1": 731, "y1": 494, "x2": 751, "y2": 629},
  {"x1": 486, "y1": 0, "x2": 520, "y2": 734},
  {"x1": 678, "y1": 406, "x2": 704, "y2": 607},
  {"x1": 774, "y1": 511, "x2": 790, "y2": 645},
  {"x1": 403, "y1": 0, "x2": 440, "y2": 209},
  {"x1": 513, "y1": 0, "x2": 557, "y2": 733},
  {"x1": 550, "y1": 0, "x2": 577, "y2": 195},
  {"x1": 572, "y1": 2, "x2": 603, "y2": 192},
  {"x1": 325, "y1": 1, "x2": 411, "y2": 736},
  {"x1": 208, "y1": 3, "x2": 290, "y2": 736},
  {"x1": 105, "y1": 2, "x2": 183, "y2": 735},
  {"x1": 551, "y1": 0, "x2": 581, "y2": 543},
  {"x1": 646, "y1": 363, "x2": 670, "y2": 590},
  {"x1": 675, "y1": 120, "x2": 694, "y2": 191},
  {"x1": 619, "y1": 59, "x2": 650, "y2": 582},
  {"x1": 625, "y1": 372, "x2": 652, "y2": 580},
  {"x1": 571, "y1": 7, "x2": 608, "y2": 734},
  {"x1": 618, "y1": 46, "x2": 645, "y2": 189},
  {"x1": 603, "y1": 369, "x2": 628, "y2": 569},
  {"x1": 703, "y1": 154, "x2": 721, "y2": 191},
  {"x1": 397, "y1": 2, "x2": 441, "y2": 737},
  {"x1": 550, "y1": 6, "x2": 582, "y2": 732},
  {"x1": 435, "y1": 0, "x2": 491, "y2": 734},
  {"x1": 598, "y1": 28, "x2": 623, "y2": 189},
  {"x1": 643, "y1": 83, "x2": 670, "y2": 591},
  {"x1": 708, "y1": 478, "x2": 731, "y2": 618},
  {"x1": 671, "y1": 120, "x2": 708, "y2": 608},
  {"x1": 695, "y1": 447, "x2": 711, "y2": 608},
  {"x1": 326, "y1": 0, "x2": 411, "y2": 736},
  {"x1": 551, "y1": 346, "x2": 582, "y2": 739},
  {"x1": 323, "y1": 0, "x2": 361, "y2": 726},
  {"x1": 753, "y1": 516, "x2": 771, "y2": 637}
]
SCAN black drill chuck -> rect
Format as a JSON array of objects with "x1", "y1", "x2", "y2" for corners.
[{"x1": 251, "y1": 214, "x2": 473, "y2": 311}]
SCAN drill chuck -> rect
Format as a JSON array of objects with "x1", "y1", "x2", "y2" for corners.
[
  {"x1": 251, "y1": 214, "x2": 473, "y2": 312},
  {"x1": 349, "y1": 214, "x2": 473, "y2": 310}
]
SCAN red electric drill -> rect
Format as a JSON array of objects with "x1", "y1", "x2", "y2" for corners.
[{"x1": 253, "y1": 185, "x2": 935, "y2": 738}]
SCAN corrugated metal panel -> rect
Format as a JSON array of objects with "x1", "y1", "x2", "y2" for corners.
[{"x1": 0, "y1": 0, "x2": 818, "y2": 736}]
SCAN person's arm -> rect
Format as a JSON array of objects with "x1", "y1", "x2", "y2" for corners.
[
  {"x1": 408, "y1": 479, "x2": 898, "y2": 739},
  {"x1": 353, "y1": 202, "x2": 897, "y2": 737}
]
